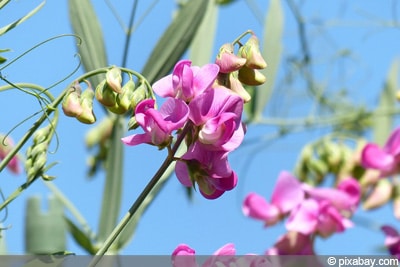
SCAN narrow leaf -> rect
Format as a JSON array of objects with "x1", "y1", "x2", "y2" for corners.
[
  {"x1": 65, "y1": 217, "x2": 96, "y2": 254},
  {"x1": 248, "y1": 0, "x2": 284, "y2": 121},
  {"x1": 0, "y1": 1, "x2": 45, "y2": 36},
  {"x1": 373, "y1": 59, "x2": 399, "y2": 145},
  {"x1": 68, "y1": 0, "x2": 108, "y2": 87},
  {"x1": 189, "y1": 1, "x2": 218, "y2": 66},
  {"x1": 141, "y1": 0, "x2": 208, "y2": 85},
  {"x1": 0, "y1": 0, "x2": 11, "y2": 10},
  {"x1": 97, "y1": 117, "x2": 124, "y2": 242}
]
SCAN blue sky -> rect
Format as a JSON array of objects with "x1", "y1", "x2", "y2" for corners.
[{"x1": 0, "y1": 0, "x2": 399, "y2": 256}]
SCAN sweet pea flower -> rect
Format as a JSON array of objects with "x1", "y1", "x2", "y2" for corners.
[
  {"x1": 121, "y1": 98, "x2": 189, "y2": 148},
  {"x1": 361, "y1": 127, "x2": 400, "y2": 177},
  {"x1": 188, "y1": 87, "x2": 245, "y2": 151},
  {"x1": 242, "y1": 171, "x2": 304, "y2": 226},
  {"x1": 265, "y1": 231, "x2": 314, "y2": 255},
  {"x1": 153, "y1": 60, "x2": 220, "y2": 103},
  {"x1": 172, "y1": 243, "x2": 236, "y2": 267},
  {"x1": 381, "y1": 225, "x2": 400, "y2": 259},
  {"x1": 175, "y1": 142, "x2": 237, "y2": 199}
]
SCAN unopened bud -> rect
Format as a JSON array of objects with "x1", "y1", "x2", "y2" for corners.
[
  {"x1": 131, "y1": 83, "x2": 149, "y2": 112},
  {"x1": 85, "y1": 117, "x2": 113, "y2": 148},
  {"x1": 363, "y1": 179, "x2": 392, "y2": 210},
  {"x1": 117, "y1": 79, "x2": 136, "y2": 111},
  {"x1": 127, "y1": 116, "x2": 139, "y2": 130},
  {"x1": 215, "y1": 43, "x2": 247, "y2": 73},
  {"x1": 106, "y1": 67, "x2": 123, "y2": 93},
  {"x1": 62, "y1": 82, "x2": 83, "y2": 117},
  {"x1": 77, "y1": 87, "x2": 96, "y2": 124},
  {"x1": 238, "y1": 65, "x2": 266, "y2": 86},
  {"x1": 238, "y1": 34, "x2": 267, "y2": 69},
  {"x1": 95, "y1": 80, "x2": 117, "y2": 107},
  {"x1": 228, "y1": 72, "x2": 251, "y2": 102}
]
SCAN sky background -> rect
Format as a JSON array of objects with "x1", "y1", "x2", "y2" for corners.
[{"x1": 0, "y1": 0, "x2": 400, "y2": 256}]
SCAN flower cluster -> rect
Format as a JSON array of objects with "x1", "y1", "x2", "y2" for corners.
[
  {"x1": 122, "y1": 32, "x2": 267, "y2": 199},
  {"x1": 243, "y1": 171, "x2": 361, "y2": 254},
  {"x1": 122, "y1": 59, "x2": 248, "y2": 199},
  {"x1": 171, "y1": 243, "x2": 270, "y2": 267}
]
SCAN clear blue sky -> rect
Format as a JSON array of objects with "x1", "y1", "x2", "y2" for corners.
[{"x1": 0, "y1": 0, "x2": 399, "y2": 256}]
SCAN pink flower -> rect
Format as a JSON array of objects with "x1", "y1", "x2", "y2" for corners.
[
  {"x1": 242, "y1": 171, "x2": 304, "y2": 226},
  {"x1": 188, "y1": 87, "x2": 244, "y2": 152},
  {"x1": 121, "y1": 98, "x2": 189, "y2": 148},
  {"x1": 175, "y1": 142, "x2": 237, "y2": 199},
  {"x1": 153, "y1": 60, "x2": 220, "y2": 103},
  {"x1": 0, "y1": 135, "x2": 21, "y2": 174},
  {"x1": 382, "y1": 225, "x2": 400, "y2": 259},
  {"x1": 361, "y1": 127, "x2": 400, "y2": 177},
  {"x1": 172, "y1": 243, "x2": 236, "y2": 267},
  {"x1": 265, "y1": 231, "x2": 314, "y2": 255}
]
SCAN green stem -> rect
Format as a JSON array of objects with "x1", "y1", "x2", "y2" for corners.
[
  {"x1": 88, "y1": 123, "x2": 191, "y2": 267},
  {"x1": 232, "y1": 29, "x2": 253, "y2": 46}
]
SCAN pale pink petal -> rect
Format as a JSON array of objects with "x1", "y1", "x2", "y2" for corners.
[
  {"x1": 192, "y1": 64, "x2": 220, "y2": 96},
  {"x1": 286, "y1": 199, "x2": 318, "y2": 235},
  {"x1": 213, "y1": 243, "x2": 236, "y2": 255},
  {"x1": 271, "y1": 171, "x2": 304, "y2": 213},
  {"x1": 152, "y1": 75, "x2": 175, "y2": 97},
  {"x1": 243, "y1": 193, "x2": 280, "y2": 225},
  {"x1": 121, "y1": 133, "x2": 152, "y2": 146}
]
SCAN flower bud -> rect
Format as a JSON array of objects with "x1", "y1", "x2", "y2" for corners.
[
  {"x1": 77, "y1": 87, "x2": 96, "y2": 124},
  {"x1": 238, "y1": 35, "x2": 267, "y2": 70},
  {"x1": 238, "y1": 65, "x2": 266, "y2": 86},
  {"x1": 62, "y1": 82, "x2": 83, "y2": 117},
  {"x1": 131, "y1": 83, "x2": 149, "y2": 112},
  {"x1": 117, "y1": 79, "x2": 136, "y2": 111},
  {"x1": 106, "y1": 67, "x2": 123, "y2": 93},
  {"x1": 363, "y1": 179, "x2": 392, "y2": 210},
  {"x1": 95, "y1": 80, "x2": 117, "y2": 107},
  {"x1": 228, "y1": 72, "x2": 251, "y2": 102},
  {"x1": 85, "y1": 117, "x2": 113, "y2": 148},
  {"x1": 127, "y1": 116, "x2": 139, "y2": 130},
  {"x1": 215, "y1": 43, "x2": 247, "y2": 73},
  {"x1": 0, "y1": 135, "x2": 21, "y2": 174}
]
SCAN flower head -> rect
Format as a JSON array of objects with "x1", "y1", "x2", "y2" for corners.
[
  {"x1": 175, "y1": 142, "x2": 237, "y2": 199},
  {"x1": 152, "y1": 60, "x2": 220, "y2": 103},
  {"x1": 121, "y1": 98, "x2": 189, "y2": 148},
  {"x1": 361, "y1": 127, "x2": 400, "y2": 177}
]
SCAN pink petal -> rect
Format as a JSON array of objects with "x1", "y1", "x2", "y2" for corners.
[
  {"x1": 361, "y1": 143, "x2": 395, "y2": 172},
  {"x1": 192, "y1": 63, "x2": 220, "y2": 96},
  {"x1": 213, "y1": 243, "x2": 236, "y2": 255},
  {"x1": 242, "y1": 193, "x2": 280, "y2": 225},
  {"x1": 121, "y1": 133, "x2": 152, "y2": 146},
  {"x1": 171, "y1": 244, "x2": 197, "y2": 267},
  {"x1": 286, "y1": 199, "x2": 318, "y2": 235},
  {"x1": 271, "y1": 171, "x2": 304, "y2": 213},
  {"x1": 337, "y1": 177, "x2": 361, "y2": 208},
  {"x1": 384, "y1": 127, "x2": 400, "y2": 156},
  {"x1": 152, "y1": 75, "x2": 175, "y2": 97}
]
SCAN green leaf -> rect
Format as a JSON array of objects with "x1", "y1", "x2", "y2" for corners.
[
  {"x1": 68, "y1": 0, "x2": 108, "y2": 87},
  {"x1": 141, "y1": 0, "x2": 208, "y2": 85},
  {"x1": 0, "y1": 0, "x2": 11, "y2": 10},
  {"x1": 25, "y1": 196, "x2": 66, "y2": 254},
  {"x1": 247, "y1": 0, "x2": 284, "y2": 121},
  {"x1": 97, "y1": 116, "x2": 124, "y2": 243},
  {"x1": 373, "y1": 59, "x2": 399, "y2": 145},
  {"x1": 0, "y1": 1, "x2": 45, "y2": 36},
  {"x1": 65, "y1": 217, "x2": 97, "y2": 254},
  {"x1": 189, "y1": 1, "x2": 218, "y2": 66}
]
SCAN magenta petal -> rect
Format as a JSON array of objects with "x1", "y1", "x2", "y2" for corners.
[
  {"x1": 242, "y1": 193, "x2": 280, "y2": 225},
  {"x1": 192, "y1": 63, "x2": 220, "y2": 96},
  {"x1": 149, "y1": 98, "x2": 189, "y2": 132},
  {"x1": 361, "y1": 143, "x2": 395, "y2": 171},
  {"x1": 337, "y1": 177, "x2": 361, "y2": 208},
  {"x1": 286, "y1": 199, "x2": 318, "y2": 235},
  {"x1": 175, "y1": 160, "x2": 193, "y2": 187},
  {"x1": 171, "y1": 244, "x2": 197, "y2": 267},
  {"x1": 384, "y1": 127, "x2": 400, "y2": 155},
  {"x1": 213, "y1": 243, "x2": 235, "y2": 255},
  {"x1": 200, "y1": 189, "x2": 225, "y2": 199},
  {"x1": 271, "y1": 171, "x2": 305, "y2": 213},
  {"x1": 121, "y1": 133, "x2": 152, "y2": 146}
]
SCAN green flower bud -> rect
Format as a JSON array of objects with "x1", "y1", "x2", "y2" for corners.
[
  {"x1": 77, "y1": 87, "x2": 96, "y2": 124},
  {"x1": 238, "y1": 65, "x2": 266, "y2": 86},
  {"x1": 85, "y1": 117, "x2": 113, "y2": 148},
  {"x1": 363, "y1": 179, "x2": 392, "y2": 210},
  {"x1": 106, "y1": 67, "x2": 123, "y2": 93},
  {"x1": 108, "y1": 79, "x2": 137, "y2": 115},
  {"x1": 127, "y1": 116, "x2": 139, "y2": 130},
  {"x1": 131, "y1": 83, "x2": 149, "y2": 112},
  {"x1": 228, "y1": 72, "x2": 251, "y2": 102},
  {"x1": 215, "y1": 43, "x2": 247, "y2": 73},
  {"x1": 62, "y1": 82, "x2": 83, "y2": 117},
  {"x1": 239, "y1": 34, "x2": 267, "y2": 69},
  {"x1": 95, "y1": 80, "x2": 117, "y2": 107}
]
